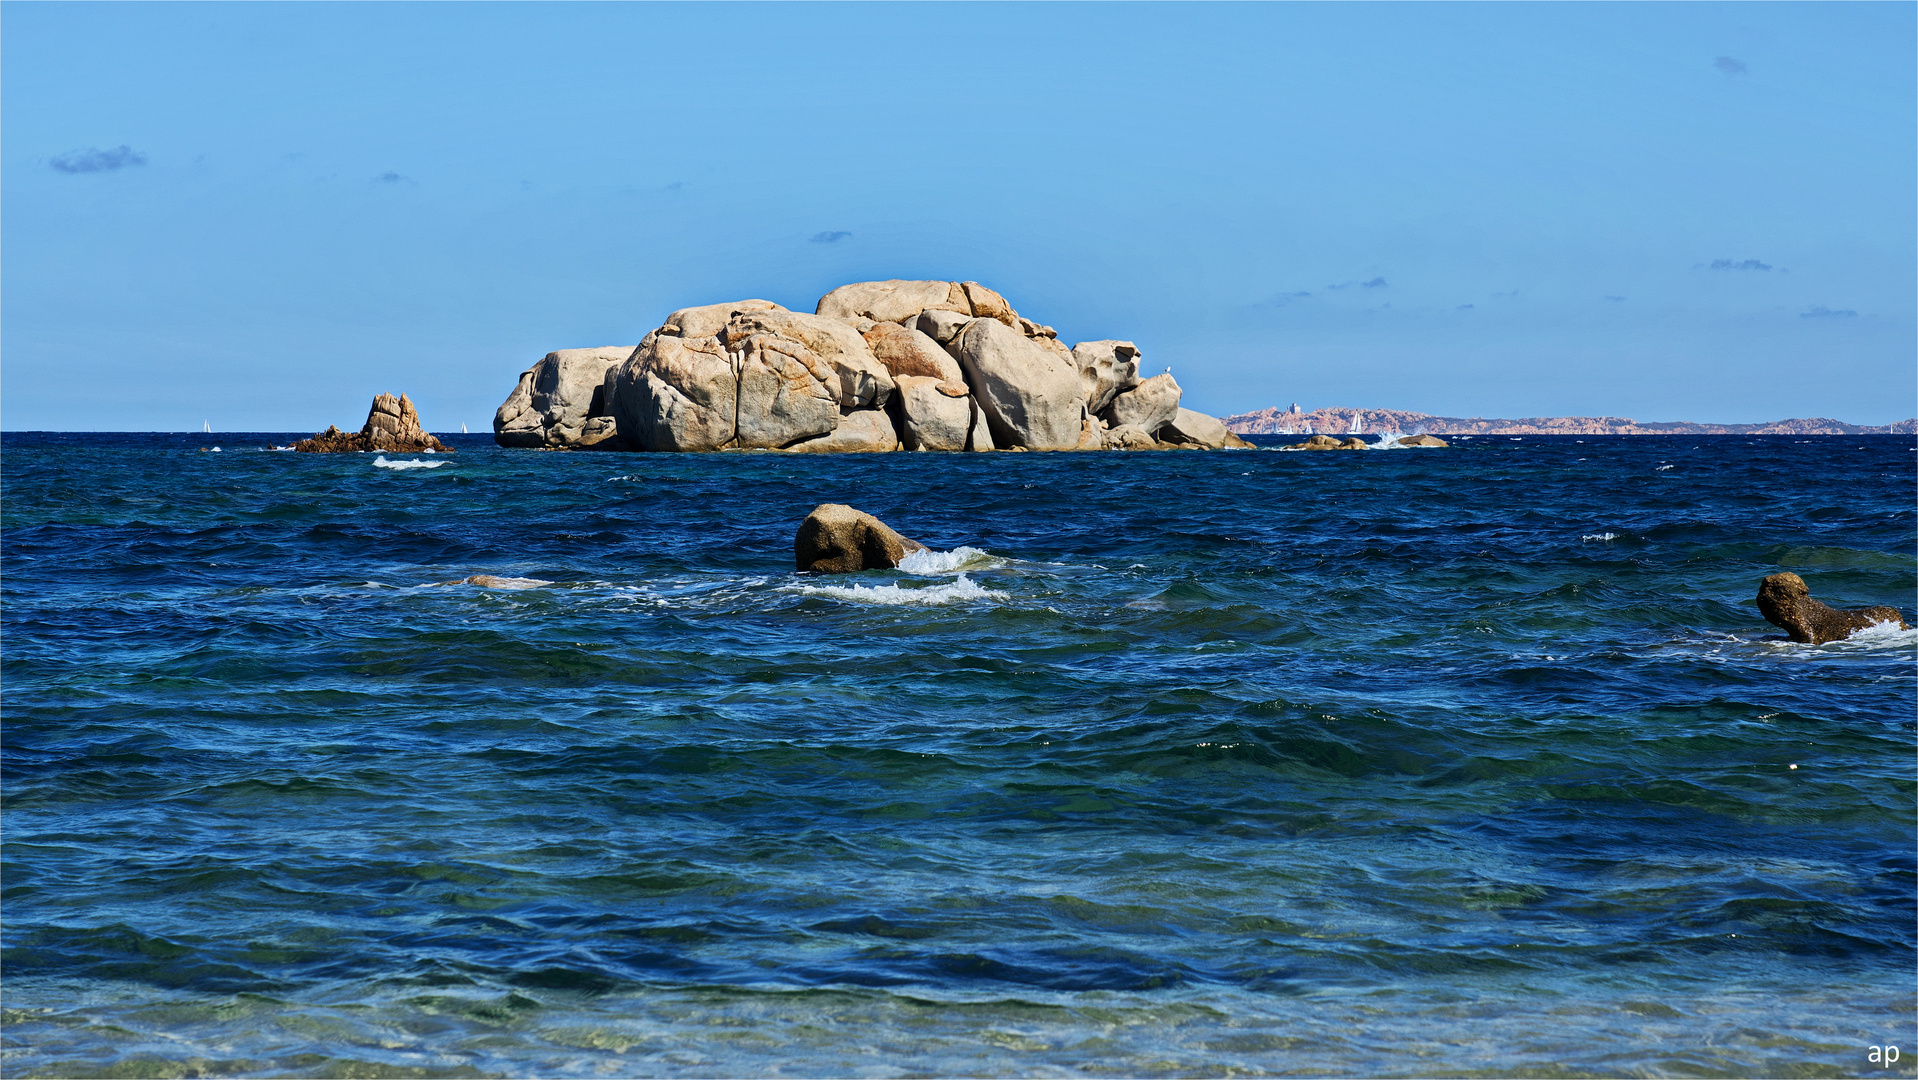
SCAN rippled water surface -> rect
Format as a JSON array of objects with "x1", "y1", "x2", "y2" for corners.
[{"x1": 4, "y1": 433, "x2": 1914, "y2": 1078}]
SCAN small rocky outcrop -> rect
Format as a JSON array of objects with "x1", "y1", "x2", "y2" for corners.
[
  {"x1": 1285, "y1": 434, "x2": 1365, "y2": 451},
  {"x1": 795, "y1": 504, "x2": 927, "y2": 573},
  {"x1": 499, "y1": 280, "x2": 1247, "y2": 454},
  {"x1": 1398, "y1": 434, "x2": 1450, "y2": 447},
  {"x1": 1755, "y1": 572, "x2": 1908, "y2": 644},
  {"x1": 295, "y1": 393, "x2": 449, "y2": 453},
  {"x1": 494, "y1": 347, "x2": 632, "y2": 449}
]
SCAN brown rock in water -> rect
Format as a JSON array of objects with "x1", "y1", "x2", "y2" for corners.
[
  {"x1": 1285, "y1": 435, "x2": 1351, "y2": 451},
  {"x1": 795, "y1": 504, "x2": 927, "y2": 573},
  {"x1": 1756, "y1": 572, "x2": 1908, "y2": 644},
  {"x1": 1398, "y1": 434, "x2": 1450, "y2": 447},
  {"x1": 294, "y1": 393, "x2": 450, "y2": 453}
]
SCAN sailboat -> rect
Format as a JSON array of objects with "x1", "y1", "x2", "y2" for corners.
[
  {"x1": 1348, "y1": 412, "x2": 1364, "y2": 435},
  {"x1": 461, "y1": 422, "x2": 469, "y2": 434},
  {"x1": 202, "y1": 420, "x2": 212, "y2": 433}
]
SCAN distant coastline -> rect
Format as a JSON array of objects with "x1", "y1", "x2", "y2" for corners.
[{"x1": 1224, "y1": 406, "x2": 1918, "y2": 436}]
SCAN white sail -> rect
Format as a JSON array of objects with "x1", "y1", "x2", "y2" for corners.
[
  {"x1": 461, "y1": 422, "x2": 468, "y2": 433},
  {"x1": 1348, "y1": 412, "x2": 1364, "y2": 435},
  {"x1": 202, "y1": 420, "x2": 211, "y2": 433}
]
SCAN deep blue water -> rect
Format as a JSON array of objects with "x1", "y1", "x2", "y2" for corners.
[{"x1": 3, "y1": 432, "x2": 1914, "y2": 1079}]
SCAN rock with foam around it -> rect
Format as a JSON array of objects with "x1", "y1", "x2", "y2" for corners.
[
  {"x1": 795, "y1": 503, "x2": 927, "y2": 572},
  {"x1": 1105, "y1": 372, "x2": 1181, "y2": 434},
  {"x1": 1159, "y1": 407, "x2": 1246, "y2": 450},
  {"x1": 862, "y1": 322, "x2": 967, "y2": 385},
  {"x1": 954, "y1": 318, "x2": 1088, "y2": 451},
  {"x1": 785, "y1": 408, "x2": 902, "y2": 454},
  {"x1": 1756, "y1": 572, "x2": 1909, "y2": 644},
  {"x1": 891, "y1": 375, "x2": 973, "y2": 451},
  {"x1": 493, "y1": 347, "x2": 632, "y2": 449},
  {"x1": 295, "y1": 392, "x2": 450, "y2": 453},
  {"x1": 1071, "y1": 341, "x2": 1142, "y2": 415}
]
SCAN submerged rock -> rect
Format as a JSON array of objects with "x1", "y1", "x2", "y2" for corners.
[
  {"x1": 295, "y1": 393, "x2": 450, "y2": 453},
  {"x1": 1755, "y1": 572, "x2": 1908, "y2": 644},
  {"x1": 795, "y1": 504, "x2": 927, "y2": 573}
]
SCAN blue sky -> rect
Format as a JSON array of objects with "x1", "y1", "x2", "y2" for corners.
[{"x1": 5, "y1": 2, "x2": 1913, "y2": 431}]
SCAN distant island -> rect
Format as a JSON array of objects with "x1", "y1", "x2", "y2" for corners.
[{"x1": 1224, "y1": 405, "x2": 1917, "y2": 436}]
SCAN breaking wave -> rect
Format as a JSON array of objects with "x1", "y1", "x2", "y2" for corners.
[
  {"x1": 789, "y1": 572, "x2": 1007, "y2": 606},
  {"x1": 374, "y1": 456, "x2": 449, "y2": 470}
]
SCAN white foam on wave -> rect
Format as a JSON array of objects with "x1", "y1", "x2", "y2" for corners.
[
  {"x1": 374, "y1": 456, "x2": 449, "y2": 470},
  {"x1": 897, "y1": 546, "x2": 995, "y2": 575},
  {"x1": 1582, "y1": 532, "x2": 1619, "y2": 542},
  {"x1": 790, "y1": 573, "x2": 1007, "y2": 606},
  {"x1": 1655, "y1": 464, "x2": 1676, "y2": 472}
]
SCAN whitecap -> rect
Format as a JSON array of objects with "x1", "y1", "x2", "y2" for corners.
[
  {"x1": 1582, "y1": 532, "x2": 1619, "y2": 542},
  {"x1": 374, "y1": 456, "x2": 449, "y2": 470},
  {"x1": 1655, "y1": 464, "x2": 1676, "y2": 472},
  {"x1": 897, "y1": 546, "x2": 995, "y2": 575},
  {"x1": 790, "y1": 573, "x2": 1006, "y2": 606}
]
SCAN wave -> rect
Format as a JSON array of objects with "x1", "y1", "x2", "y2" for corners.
[
  {"x1": 898, "y1": 546, "x2": 995, "y2": 575},
  {"x1": 373, "y1": 456, "x2": 449, "y2": 470},
  {"x1": 789, "y1": 573, "x2": 1007, "y2": 606}
]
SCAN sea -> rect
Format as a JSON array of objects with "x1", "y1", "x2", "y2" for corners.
[{"x1": 3, "y1": 431, "x2": 1913, "y2": 1079}]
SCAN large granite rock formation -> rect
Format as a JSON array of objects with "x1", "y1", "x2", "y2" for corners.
[
  {"x1": 497, "y1": 280, "x2": 1247, "y2": 454},
  {"x1": 494, "y1": 347, "x2": 631, "y2": 449},
  {"x1": 795, "y1": 503, "x2": 926, "y2": 572},
  {"x1": 295, "y1": 393, "x2": 450, "y2": 453},
  {"x1": 1755, "y1": 572, "x2": 1908, "y2": 644}
]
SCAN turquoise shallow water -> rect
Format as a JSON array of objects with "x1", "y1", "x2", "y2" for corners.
[{"x1": 3, "y1": 432, "x2": 1914, "y2": 1078}]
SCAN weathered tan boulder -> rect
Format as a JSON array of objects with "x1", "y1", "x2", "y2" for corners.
[
  {"x1": 731, "y1": 333, "x2": 843, "y2": 449},
  {"x1": 955, "y1": 318, "x2": 1087, "y2": 450},
  {"x1": 863, "y1": 322, "x2": 966, "y2": 384},
  {"x1": 1104, "y1": 423, "x2": 1158, "y2": 450},
  {"x1": 1756, "y1": 572, "x2": 1909, "y2": 644},
  {"x1": 914, "y1": 309, "x2": 973, "y2": 345},
  {"x1": 785, "y1": 409, "x2": 902, "y2": 454},
  {"x1": 795, "y1": 503, "x2": 927, "y2": 572},
  {"x1": 295, "y1": 392, "x2": 450, "y2": 453},
  {"x1": 892, "y1": 376, "x2": 973, "y2": 451},
  {"x1": 726, "y1": 310, "x2": 894, "y2": 412},
  {"x1": 615, "y1": 332, "x2": 739, "y2": 451},
  {"x1": 1398, "y1": 434, "x2": 1450, "y2": 447},
  {"x1": 494, "y1": 347, "x2": 631, "y2": 449},
  {"x1": 1071, "y1": 341, "x2": 1141, "y2": 414},
  {"x1": 817, "y1": 280, "x2": 971, "y2": 324},
  {"x1": 1159, "y1": 407, "x2": 1245, "y2": 449},
  {"x1": 817, "y1": 279, "x2": 1024, "y2": 331},
  {"x1": 1106, "y1": 373, "x2": 1181, "y2": 433}
]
